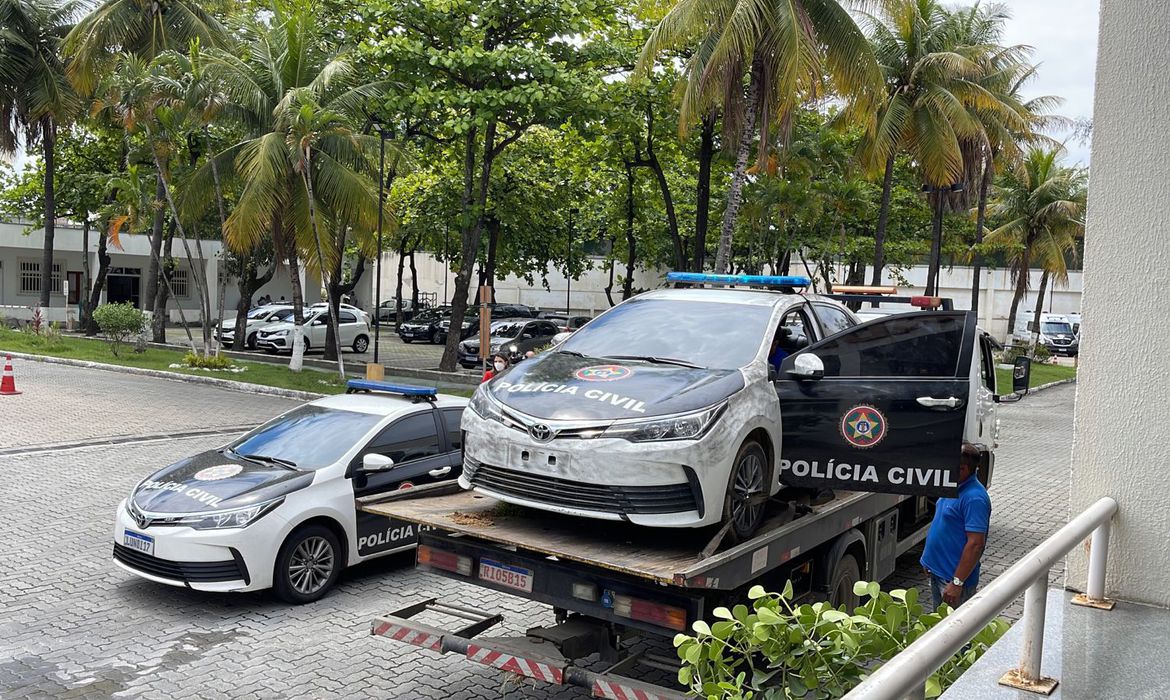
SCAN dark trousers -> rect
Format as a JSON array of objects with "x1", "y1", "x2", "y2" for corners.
[{"x1": 930, "y1": 574, "x2": 977, "y2": 611}]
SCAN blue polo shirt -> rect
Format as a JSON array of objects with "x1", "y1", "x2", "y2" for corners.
[{"x1": 921, "y1": 475, "x2": 991, "y2": 587}]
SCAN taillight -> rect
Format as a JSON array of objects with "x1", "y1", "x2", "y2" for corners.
[
  {"x1": 611, "y1": 593, "x2": 687, "y2": 632},
  {"x1": 417, "y1": 545, "x2": 473, "y2": 576}
]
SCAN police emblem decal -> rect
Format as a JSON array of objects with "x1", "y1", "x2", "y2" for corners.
[
  {"x1": 574, "y1": 365, "x2": 634, "y2": 382},
  {"x1": 193, "y1": 464, "x2": 244, "y2": 481},
  {"x1": 840, "y1": 405, "x2": 887, "y2": 449}
]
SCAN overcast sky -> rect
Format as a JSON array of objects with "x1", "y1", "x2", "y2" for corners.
[{"x1": 1000, "y1": 0, "x2": 1100, "y2": 165}]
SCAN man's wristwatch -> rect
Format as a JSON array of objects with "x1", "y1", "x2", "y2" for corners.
[{"x1": 952, "y1": 576, "x2": 965, "y2": 587}]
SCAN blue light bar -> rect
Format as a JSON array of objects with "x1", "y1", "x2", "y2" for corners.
[
  {"x1": 666, "y1": 272, "x2": 812, "y2": 288},
  {"x1": 345, "y1": 379, "x2": 437, "y2": 397}
]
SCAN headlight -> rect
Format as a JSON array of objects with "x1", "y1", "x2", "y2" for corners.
[
  {"x1": 468, "y1": 387, "x2": 504, "y2": 422},
  {"x1": 175, "y1": 498, "x2": 284, "y2": 530},
  {"x1": 602, "y1": 403, "x2": 727, "y2": 442},
  {"x1": 489, "y1": 343, "x2": 500, "y2": 353},
  {"x1": 271, "y1": 329, "x2": 289, "y2": 337}
]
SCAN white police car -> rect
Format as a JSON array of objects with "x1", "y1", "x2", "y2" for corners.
[
  {"x1": 113, "y1": 381, "x2": 467, "y2": 603},
  {"x1": 462, "y1": 273, "x2": 1004, "y2": 543}
]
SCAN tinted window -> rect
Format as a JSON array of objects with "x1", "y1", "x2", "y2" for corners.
[
  {"x1": 340, "y1": 311, "x2": 358, "y2": 324},
  {"x1": 809, "y1": 314, "x2": 965, "y2": 378},
  {"x1": 813, "y1": 303, "x2": 855, "y2": 336},
  {"x1": 272, "y1": 308, "x2": 294, "y2": 321},
  {"x1": 1041, "y1": 322, "x2": 1072, "y2": 335},
  {"x1": 538, "y1": 322, "x2": 559, "y2": 336},
  {"x1": 230, "y1": 406, "x2": 382, "y2": 470},
  {"x1": 365, "y1": 413, "x2": 440, "y2": 464},
  {"x1": 561, "y1": 298, "x2": 773, "y2": 370},
  {"x1": 247, "y1": 307, "x2": 272, "y2": 319},
  {"x1": 441, "y1": 409, "x2": 463, "y2": 451},
  {"x1": 979, "y1": 335, "x2": 996, "y2": 392},
  {"x1": 493, "y1": 322, "x2": 525, "y2": 338}
]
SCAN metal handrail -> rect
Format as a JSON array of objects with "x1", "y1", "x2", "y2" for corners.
[{"x1": 843, "y1": 496, "x2": 1119, "y2": 700}]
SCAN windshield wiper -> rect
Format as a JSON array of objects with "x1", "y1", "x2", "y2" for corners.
[
  {"x1": 238, "y1": 453, "x2": 298, "y2": 470},
  {"x1": 557, "y1": 349, "x2": 585, "y2": 357},
  {"x1": 602, "y1": 354, "x2": 704, "y2": 369}
]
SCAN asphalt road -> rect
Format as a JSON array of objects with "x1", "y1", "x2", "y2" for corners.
[{"x1": 0, "y1": 361, "x2": 1075, "y2": 698}]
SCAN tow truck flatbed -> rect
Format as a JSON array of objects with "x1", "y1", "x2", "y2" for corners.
[{"x1": 358, "y1": 487, "x2": 920, "y2": 591}]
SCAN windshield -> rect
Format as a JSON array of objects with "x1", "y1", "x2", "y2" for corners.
[
  {"x1": 492, "y1": 322, "x2": 524, "y2": 339},
  {"x1": 247, "y1": 307, "x2": 273, "y2": 319},
  {"x1": 229, "y1": 405, "x2": 382, "y2": 470},
  {"x1": 412, "y1": 309, "x2": 445, "y2": 323},
  {"x1": 560, "y1": 297, "x2": 774, "y2": 370},
  {"x1": 1042, "y1": 322, "x2": 1072, "y2": 335}
]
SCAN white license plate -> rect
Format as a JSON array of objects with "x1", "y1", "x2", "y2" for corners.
[
  {"x1": 123, "y1": 530, "x2": 154, "y2": 556},
  {"x1": 479, "y1": 558, "x2": 533, "y2": 593}
]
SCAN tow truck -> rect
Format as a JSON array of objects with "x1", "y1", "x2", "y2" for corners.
[{"x1": 357, "y1": 278, "x2": 1032, "y2": 699}]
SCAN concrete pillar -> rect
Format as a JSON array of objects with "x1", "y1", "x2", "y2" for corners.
[{"x1": 1067, "y1": 0, "x2": 1170, "y2": 608}]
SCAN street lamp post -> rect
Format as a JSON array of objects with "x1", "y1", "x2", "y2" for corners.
[
  {"x1": 566, "y1": 207, "x2": 577, "y2": 316},
  {"x1": 444, "y1": 221, "x2": 449, "y2": 304}
]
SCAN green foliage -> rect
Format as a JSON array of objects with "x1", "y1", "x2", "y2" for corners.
[
  {"x1": 181, "y1": 352, "x2": 234, "y2": 369},
  {"x1": 673, "y1": 581, "x2": 1008, "y2": 699},
  {"x1": 93, "y1": 302, "x2": 146, "y2": 355}
]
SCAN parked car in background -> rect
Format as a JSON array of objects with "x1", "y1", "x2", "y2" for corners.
[
  {"x1": 457, "y1": 319, "x2": 561, "y2": 368},
  {"x1": 377, "y1": 299, "x2": 425, "y2": 323},
  {"x1": 219, "y1": 304, "x2": 294, "y2": 349},
  {"x1": 397, "y1": 307, "x2": 451, "y2": 344},
  {"x1": 539, "y1": 313, "x2": 593, "y2": 332},
  {"x1": 434, "y1": 303, "x2": 536, "y2": 345},
  {"x1": 1014, "y1": 311, "x2": 1079, "y2": 356},
  {"x1": 309, "y1": 302, "x2": 370, "y2": 325},
  {"x1": 257, "y1": 307, "x2": 372, "y2": 354}
]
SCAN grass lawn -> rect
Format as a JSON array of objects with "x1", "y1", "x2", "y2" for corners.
[
  {"x1": 0, "y1": 327, "x2": 356, "y2": 395},
  {"x1": 996, "y1": 362, "x2": 1077, "y2": 392}
]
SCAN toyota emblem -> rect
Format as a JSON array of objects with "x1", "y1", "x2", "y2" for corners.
[{"x1": 528, "y1": 423, "x2": 555, "y2": 442}]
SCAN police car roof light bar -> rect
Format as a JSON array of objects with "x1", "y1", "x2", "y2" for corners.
[
  {"x1": 345, "y1": 379, "x2": 438, "y2": 401},
  {"x1": 666, "y1": 272, "x2": 812, "y2": 290}
]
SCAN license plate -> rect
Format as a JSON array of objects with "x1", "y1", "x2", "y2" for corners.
[
  {"x1": 123, "y1": 530, "x2": 154, "y2": 556},
  {"x1": 479, "y1": 558, "x2": 533, "y2": 593},
  {"x1": 509, "y1": 445, "x2": 570, "y2": 471}
]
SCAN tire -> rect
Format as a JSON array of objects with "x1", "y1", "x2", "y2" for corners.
[
  {"x1": 722, "y1": 440, "x2": 770, "y2": 544},
  {"x1": 401, "y1": 338, "x2": 412, "y2": 344},
  {"x1": 430, "y1": 329, "x2": 442, "y2": 345},
  {"x1": 246, "y1": 333, "x2": 257, "y2": 350},
  {"x1": 828, "y1": 553, "x2": 862, "y2": 610},
  {"x1": 272, "y1": 524, "x2": 342, "y2": 604},
  {"x1": 352, "y1": 335, "x2": 369, "y2": 353}
]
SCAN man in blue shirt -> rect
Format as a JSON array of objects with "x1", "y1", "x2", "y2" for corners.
[{"x1": 921, "y1": 443, "x2": 991, "y2": 609}]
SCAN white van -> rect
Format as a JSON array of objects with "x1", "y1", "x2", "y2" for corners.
[{"x1": 1015, "y1": 311, "x2": 1079, "y2": 356}]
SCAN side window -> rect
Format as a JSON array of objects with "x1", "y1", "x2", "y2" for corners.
[
  {"x1": 539, "y1": 322, "x2": 558, "y2": 336},
  {"x1": 812, "y1": 303, "x2": 855, "y2": 337},
  {"x1": 339, "y1": 311, "x2": 358, "y2": 324},
  {"x1": 979, "y1": 335, "x2": 997, "y2": 392},
  {"x1": 807, "y1": 314, "x2": 965, "y2": 378},
  {"x1": 781, "y1": 308, "x2": 815, "y2": 349},
  {"x1": 363, "y1": 413, "x2": 440, "y2": 464},
  {"x1": 441, "y1": 409, "x2": 463, "y2": 451}
]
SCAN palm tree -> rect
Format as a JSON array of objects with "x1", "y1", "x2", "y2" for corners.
[
  {"x1": 984, "y1": 147, "x2": 1086, "y2": 340},
  {"x1": 640, "y1": 0, "x2": 881, "y2": 274},
  {"x1": 207, "y1": 1, "x2": 385, "y2": 372},
  {"x1": 0, "y1": 0, "x2": 81, "y2": 307},
  {"x1": 858, "y1": 0, "x2": 1020, "y2": 294}
]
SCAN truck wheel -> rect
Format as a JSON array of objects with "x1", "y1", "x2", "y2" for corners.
[
  {"x1": 273, "y1": 524, "x2": 341, "y2": 604},
  {"x1": 828, "y1": 554, "x2": 862, "y2": 610},
  {"x1": 722, "y1": 440, "x2": 769, "y2": 544}
]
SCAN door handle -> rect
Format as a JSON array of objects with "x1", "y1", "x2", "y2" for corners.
[
  {"x1": 916, "y1": 396, "x2": 964, "y2": 409},
  {"x1": 428, "y1": 466, "x2": 452, "y2": 478}
]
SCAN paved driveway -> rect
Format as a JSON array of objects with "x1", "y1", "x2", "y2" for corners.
[{"x1": 0, "y1": 362, "x2": 1075, "y2": 698}]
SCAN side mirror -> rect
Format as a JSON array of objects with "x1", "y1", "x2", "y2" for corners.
[
  {"x1": 360, "y1": 453, "x2": 395, "y2": 473},
  {"x1": 997, "y1": 355, "x2": 1032, "y2": 403},
  {"x1": 788, "y1": 353, "x2": 824, "y2": 381}
]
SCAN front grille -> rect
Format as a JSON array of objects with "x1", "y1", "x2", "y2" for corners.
[
  {"x1": 113, "y1": 544, "x2": 248, "y2": 584},
  {"x1": 465, "y1": 461, "x2": 697, "y2": 515}
]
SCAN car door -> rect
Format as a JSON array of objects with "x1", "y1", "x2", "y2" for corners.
[
  {"x1": 774, "y1": 311, "x2": 977, "y2": 497},
  {"x1": 350, "y1": 410, "x2": 454, "y2": 558},
  {"x1": 338, "y1": 310, "x2": 359, "y2": 345}
]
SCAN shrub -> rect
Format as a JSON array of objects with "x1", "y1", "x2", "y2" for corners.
[
  {"x1": 93, "y1": 302, "x2": 147, "y2": 356},
  {"x1": 181, "y1": 352, "x2": 234, "y2": 370},
  {"x1": 673, "y1": 581, "x2": 1008, "y2": 699}
]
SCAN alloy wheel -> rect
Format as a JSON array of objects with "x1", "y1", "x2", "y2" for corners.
[
  {"x1": 731, "y1": 452, "x2": 765, "y2": 532},
  {"x1": 288, "y1": 536, "x2": 336, "y2": 595}
]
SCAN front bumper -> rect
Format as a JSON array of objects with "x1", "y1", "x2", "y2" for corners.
[
  {"x1": 460, "y1": 409, "x2": 733, "y2": 527},
  {"x1": 399, "y1": 326, "x2": 430, "y2": 339},
  {"x1": 256, "y1": 334, "x2": 289, "y2": 350},
  {"x1": 112, "y1": 498, "x2": 288, "y2": 593}
]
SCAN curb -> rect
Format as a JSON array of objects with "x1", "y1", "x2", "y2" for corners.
[
  {"x1": 1028, "y1": 377, "x2": 1076, "y2": 394},
  {"x1": 1, "y1": 350, "x2": 327, "y2": 402}
]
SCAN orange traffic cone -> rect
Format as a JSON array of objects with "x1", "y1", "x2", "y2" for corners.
[{"x1": 0, "y1": 354, "x2": 21, "y2": 396}]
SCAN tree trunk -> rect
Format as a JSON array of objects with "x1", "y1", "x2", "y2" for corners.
[
  {"x1": 144, "y1": 173, "x2": 166, "y2": 312},
  {"x1": 925, "y1": 193, "x2": 945, "y2": 296},
  {"x1": 970, "y1": 156, "x2": 993, "y2": 314},
  {"x1": 322, "y1": 217, "x2": 350, "y2": 363},
  {"x1": 1006, "y1": 248, "x2": 1031, "y2": 340},
  {"x1": 713, "y1": 62, "x2": 762, "y2": 274},
  {"x1": 440, "y1": 121, "x2": 491, "y2": 372},
  {"x1": 85, "y1": 227, "x2": 112, "y2": 336},
  {"x1": 693, "y1": 113, "x2": 715, "y2": 272},
  {"x1": 409, "y1": 248, "x2": 419, "y2": 308},
  {"x1": 233, "y1": 253, "x2": 276, "y2": 350},
  {"x1": 604, "y1": 237, "x2": 616, "y2": 307},
  {"x1": 1030, "y1": 270, "x2": 1050, "y2": 351},
  {"x1": 484, "y1": 216, "x2": 500, "y2": 288},
  {"x1": 395, "y1": 236, "x2": 407, "y2": 326},
  {"x1": 283, "y1": 208, "x2": 307, "y2": 372},
  {"x1": 152, "y1": 221, "x2": 174, "y2": 343},
  {"x1": 80, "y1": 218, "x2": 91, "y2": 328},
  {"x1": 154, "y1": 154, "x2": 212, "y2": 353},
  {"x1": 869, "y1": 153, "x2": 896, "y2": 300},
  {"x1": 644, "y1": 108, "x2": 684, "y2": 270},
  {"x1": 301, "y1": 147, "x2": 345, "y2": 379},
  {"x1": 623, "y1": 164, "x2": 636, "y2": 300},
  {"x1": 39, "y1": 117, "x2": 56, "y2": 308}
]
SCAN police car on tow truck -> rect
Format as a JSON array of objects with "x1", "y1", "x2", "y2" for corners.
[
  {"x1": 462, "y1": 273, "x2": 1003, "y2": 543},
  {"x1": 113, "y1": 381, "x2": 466, "y2": 603}
]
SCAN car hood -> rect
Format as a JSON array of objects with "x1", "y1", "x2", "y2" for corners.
[
  {"x1": 259, "y1": 321, "x2": 295, "y2": 333},
  {"x1": 488, "y1": 351, "x2": 744, "y2": 420},
  {"x1": 131, "y1": 449, "x2": 314, "y2": 514}
]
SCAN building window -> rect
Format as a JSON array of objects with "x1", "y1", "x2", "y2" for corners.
[
  {"x1": 18, "y1": 261, "x2": 61, "y2": 295},
  {"x1": 171, "y1": 268, "x2": 189, "y2": 298}
]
